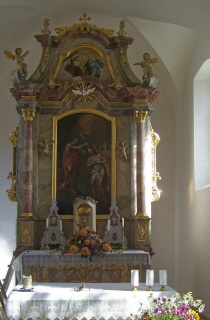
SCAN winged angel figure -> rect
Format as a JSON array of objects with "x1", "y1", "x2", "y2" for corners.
[{"x1": 4, "y1": 47, "x2": 29, "y2": 79}]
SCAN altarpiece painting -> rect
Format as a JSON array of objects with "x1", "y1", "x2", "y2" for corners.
[{"x1": 53, "y1": 110, "x2": 116, "y2": 216}]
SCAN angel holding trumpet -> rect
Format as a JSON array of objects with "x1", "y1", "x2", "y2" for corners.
[{"x1": 4, "y1": 47, "x2": 29, "y2": 78}]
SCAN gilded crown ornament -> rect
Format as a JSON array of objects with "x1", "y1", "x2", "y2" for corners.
[{"x1": 55, "y1": 13, "x2": 114, "y2": 37}]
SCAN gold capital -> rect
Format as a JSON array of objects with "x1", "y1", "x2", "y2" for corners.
[
  {"x1": 133, "y1": 111, "x2": 148, "y2": 123},
  {"x1": 21, "y1": 108, "x2": 36, "y2": 121}
]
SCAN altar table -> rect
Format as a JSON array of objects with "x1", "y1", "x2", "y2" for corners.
[
  {"x1": 6, "y1": 283, "x2": 177, "y2": 320},
  {"x1": 12, "y1": 250, "x2": 151, "y2": 283}
]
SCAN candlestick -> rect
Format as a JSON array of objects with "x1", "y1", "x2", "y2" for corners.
[
  {"x1": 131, "y1": 270, "x2": 139, "y2": 291},
  {"x1": 120, "y1": 226, "x2": 126, "y2": 250},
  {"x1": 44, "y1": 230, "x2": 49, "y2": 250},
  {"x1": 159, "y1": 270, "x2": 167, "y2": 291},
  {"x1": 46, "y1": 218, "x2": 49, "y2": 228},
  {"x1": 60, "y1": 220, "x2": 62, "y2": 231},
  {"x1": 146, "y1": 269, "x2": 154, "y2": 291},
  {"x1": 59, "y1": 230, "x2": 64, "y2": 250},
  {"x1": 122, "y1": 217, "x2": 124, "y2": 227},
  {"x1": 107, "y1": 219, "x2": 110, "y2": 231}
]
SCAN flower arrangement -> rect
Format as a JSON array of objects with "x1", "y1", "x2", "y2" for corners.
[
  {"x1": 59, "y1": 225, "x2": 112, "y2": 261},
  {"x1": 138, "y1": 292, "x2": 205, "y2": 320}
]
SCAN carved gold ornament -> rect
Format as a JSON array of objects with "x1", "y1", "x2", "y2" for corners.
[
  {"x1": 6, "y1": 124, "x2": 19, "y2": 202},
  {"x1": 22, "y1": 224, "x2": 32, "y2": 242},
  {"x1": 117, "y1": 20, "x2": 127, "y2": 37},
  {"x1": 72, "y1": 81, "x2": 95, "y2": 105},
  {"x1": 120, "y1": 47, "x2": 126, "y2": 65},
  {"x1": 6, "y1": 171, "x2": 16, "y2": 202},
  {"x1": 41, "y1": 18, "x2": 51, "y2": 35},
  {"x1": 21, "y1": 108, "x2": 36, "y2": 121},
  {"x1": 133, "y1": 111, "x2": 148, "y2": 123},
  {"x1": 151, "y1": 126, "x2": 162, "y2": 202},
  {"x1": 138, "y1": 223, "x2": 146, "y2": 241},
  {"x1": 43, "y1": 264, "x2": 128, "y2": 283},
  {"x1": 55, "y1": 13, "x2": 114, "y2": 37}
]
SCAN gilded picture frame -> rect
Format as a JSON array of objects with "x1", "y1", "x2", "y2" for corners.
[{"x1": 52, "y1": 109, "x2": 116, "y2": 217}]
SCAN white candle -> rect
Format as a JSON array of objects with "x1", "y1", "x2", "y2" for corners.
[
  {"x1": 146, "y1": 269, "x2": 154, "y2": 286},
  {"x1": 60, "y1": 220, "x2": 62, "y2": 231},
  {"x1": 107, "y1": 219, "x2": 110, "y2": 231},
  {"x1": 159, "y1": 270, "x2": 167, "y2": 286},
  {"x1": 131, "y1": 270, "x2": 139, "y2": 287},
  {"x1": 122, "y1": 217, "x2": 124, "y2": 227},
  {"x1": 46, "y1": 218, "x2": 49, "y2": 228}
]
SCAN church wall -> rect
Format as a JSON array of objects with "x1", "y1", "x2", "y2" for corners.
[{"x1": 175, "y1": 37, "x2": 210, "y2": 317}]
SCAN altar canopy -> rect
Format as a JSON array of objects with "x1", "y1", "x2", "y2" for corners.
[{"x1": 6, "y1": 14, "x2": 161, "y2": 257}]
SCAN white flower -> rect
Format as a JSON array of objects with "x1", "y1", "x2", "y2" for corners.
[
  {"x1": 193, "y1": 299, "x2": 202, "y2": 307},
  {"x1": 198, "y1": 304, "x2": 205, "y2": 313}
]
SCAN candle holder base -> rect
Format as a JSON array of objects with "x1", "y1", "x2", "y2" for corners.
[
  {"x1": 131, "y1": 286, "x2": 138, "y2": 291},
  {"x1": 159, "y1": 285, "x2": 167, "y2": 291},
  {"x1": 146, "y1": 286, "x2": 153, "y2": 291},
  {"x1": 44, "y1": 244, "x2": 49, "y2": 250}
]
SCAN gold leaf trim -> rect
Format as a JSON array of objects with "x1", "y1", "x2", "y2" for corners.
[{"x1": 55, "y1": 13, "x2": 114, "y2": 37}]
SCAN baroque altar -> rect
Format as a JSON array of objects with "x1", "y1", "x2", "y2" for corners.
[{"x1": 5, "y1": 14, "x2": 161, "y2": 263}]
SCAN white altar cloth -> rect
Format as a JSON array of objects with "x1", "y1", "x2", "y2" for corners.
[
  {"x1": 6, "y1": 283, "x2": 177, "y2": 320},
  {"x1": 12, "y1": 250, "x2": 151, "y2": 283}
]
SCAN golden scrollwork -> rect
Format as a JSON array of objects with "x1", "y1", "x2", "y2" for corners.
[
  {"x1": 6, "y1": 124, "x2": 19, "y2": 202},
  {"x1": 133, "y1": 111, "x2": 148, "y2": 123},
  {"x1": 8, "y1": 124, "x2": 19, "y2": 147},
  {"x1": 22, "y1": 224, "x2": 31, "y2": 243},
  {"x1": 151, "y1": 127, "x2": 160, "y2": 147},
  {"x1": 55, "y1": 13, "x2": 114, "y2": 37},
  {"x1": 151, "y1": 126, "x2": 162, "y2": 202},
  {"x1": 43, "y1": 264, "x2": 128, "y2": 283},
  {"x1": 138, "y1": 223, "x2": 146, "y2": 241},
  {"x1": 6, "y1": 171, "x2": 16, "y2": 202},
  {"x1": 21, "y1": 108, "x2": 36, "y2": 121}
]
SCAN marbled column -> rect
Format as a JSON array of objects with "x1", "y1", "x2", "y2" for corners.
[
  {"x1": 136, "y1": 122, "x2": 146, "y2": 213},
  {"x1": 21, "y1": 108, "x2": 36, "y2": 216},
  {"x1": 134, "y1": 111, "x2": 148, "y2": 215}
]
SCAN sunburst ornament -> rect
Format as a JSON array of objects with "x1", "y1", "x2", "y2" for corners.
[{"x1": 72, "y1": 82, "x2": 95, "y2": 105}]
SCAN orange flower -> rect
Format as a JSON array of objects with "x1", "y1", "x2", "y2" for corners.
[
  {"x1": 91, "y1": 240, "x2": 96, "y2": 246},
  {"x1": 97, "y1": 239, "x2": 102, "y2": 244},
  {"x1": 102, "y1": 244, "x2": 112, "y2": 252},
  {"x1": 86, "y1": 227, "x2": 92, "y2": 232},
  {"x1": 84, "y1": 239, "x2": 91, "y2": 245},
  {"x1": 80, "y1": 247, "x2": 90, "y2": 256},
  {"x1": 79, "y1": 229, "x2": 88, "y2": 237},
  {"x1": 66, "y1": 239, "x2": 72, "y2": 246},
  {"x1": 69, "y1": 245, "x2": 79, "y2": 254}
]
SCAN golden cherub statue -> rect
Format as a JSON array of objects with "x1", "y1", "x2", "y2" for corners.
[
  {"x1": 134, "y1": 52, "x2": 159, "y2": 79},
  {"x1": 4, "y1": 47, "x2": 29, "y2": 78}
]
